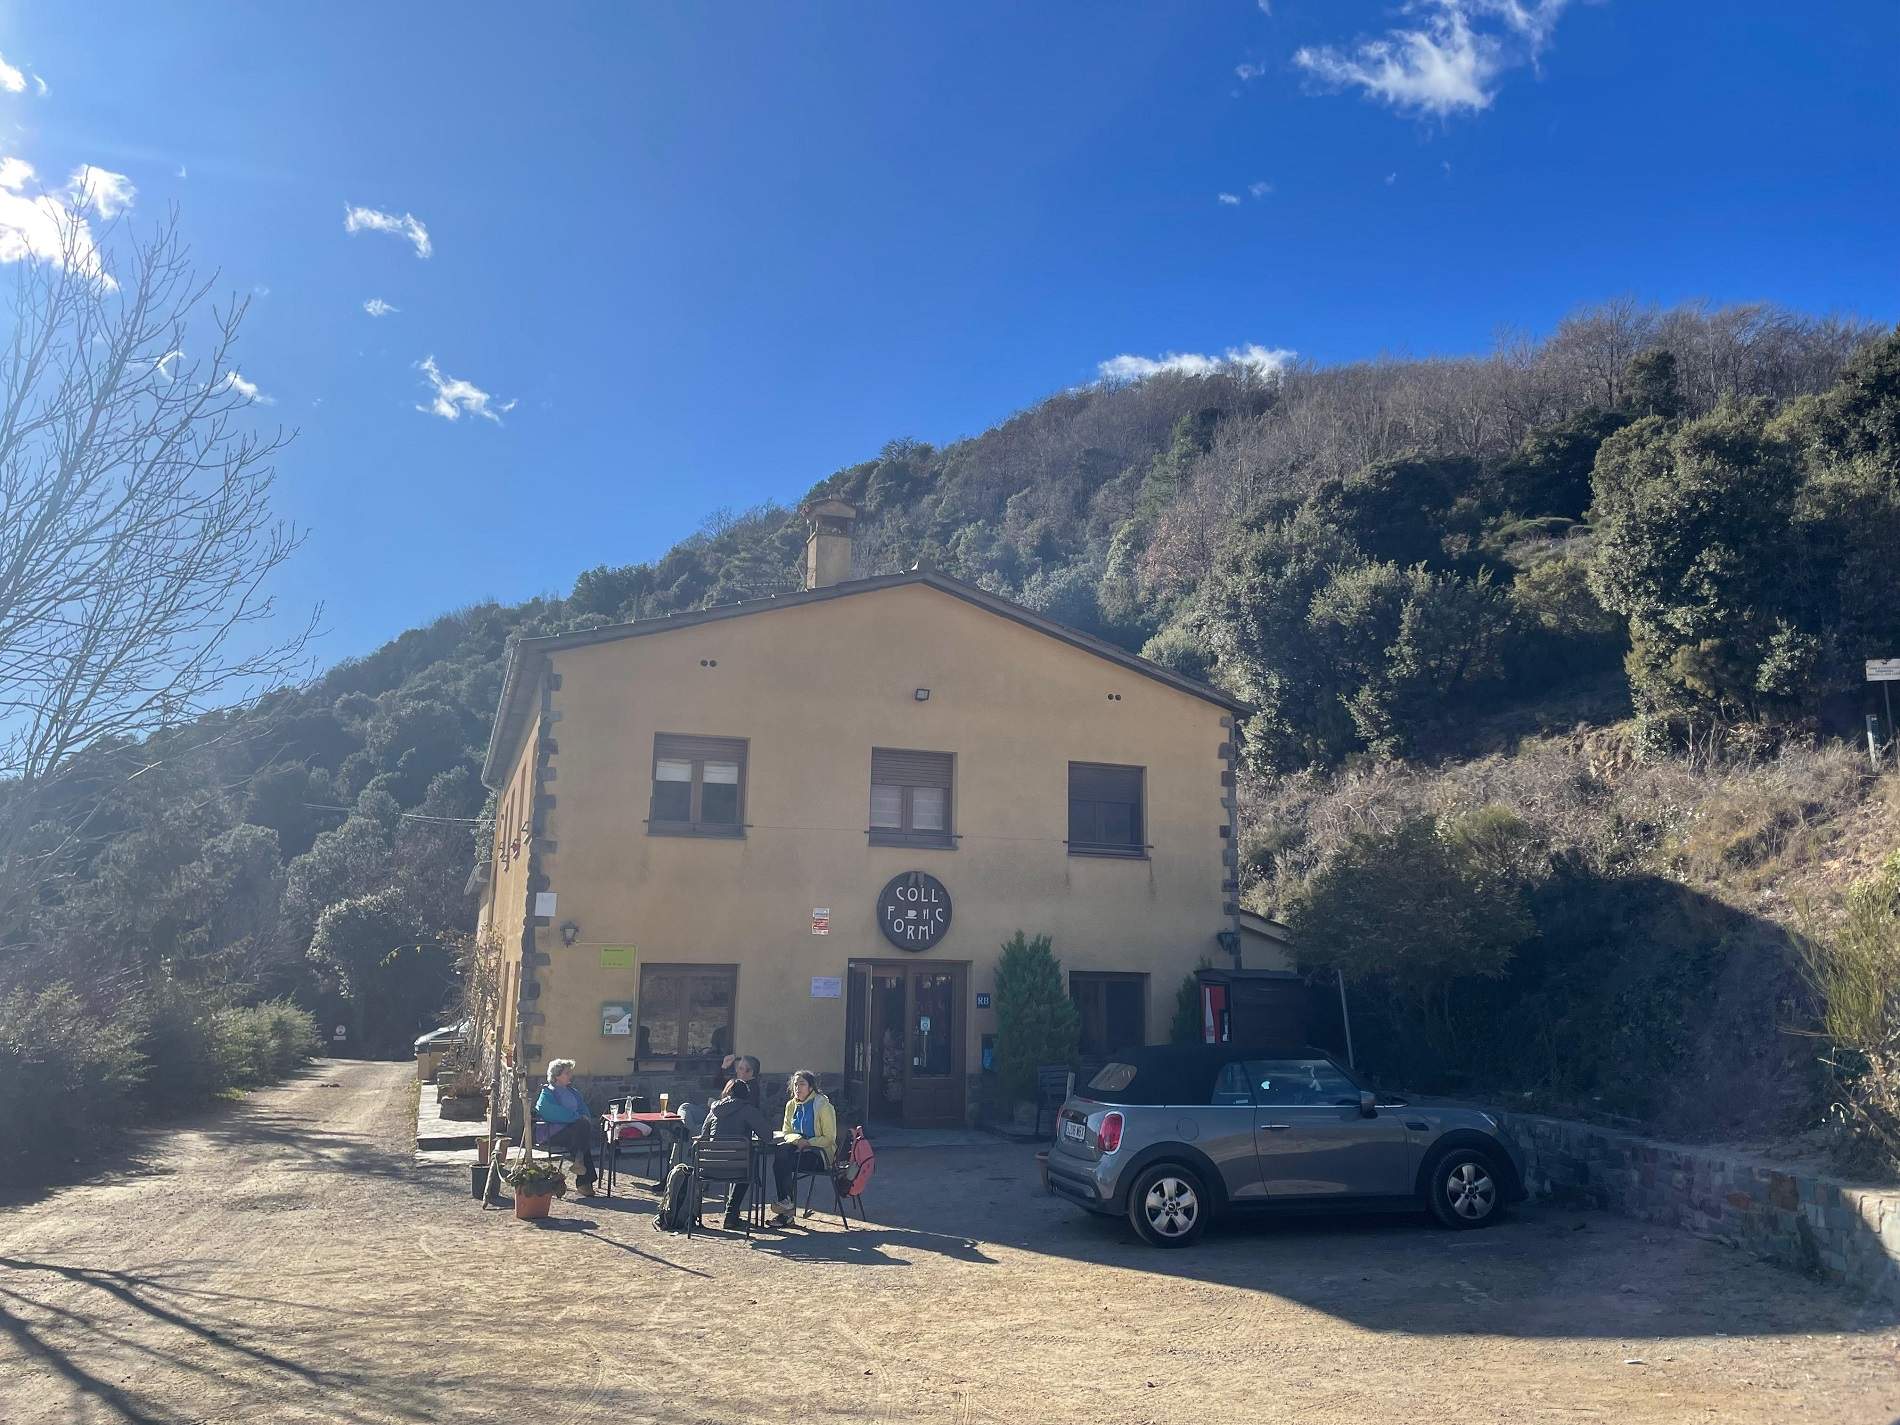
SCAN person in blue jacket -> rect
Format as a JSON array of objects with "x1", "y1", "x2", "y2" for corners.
[{"x1": 534, "y1": 1058, "x2": 598, "y2": 1193}]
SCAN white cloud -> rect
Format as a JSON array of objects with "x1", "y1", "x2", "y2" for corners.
[
  {"x1": 1257, "y1": 0, "x2": 1272, "y2": 13},
  {"x1": 1248, "y1": 180, "x2": 1273, "y2": 199},
  {"x1": 67, "y1": 165, "x2": 136, "y2": 219},
  {"x1": 32, "y1": 75, "x2": 47, "y2": 98},
  {"x1": 153, "y1": 349, "x2": 183, "y2": 381},
  {"x1": 344, "y1": 204, "x2": 432, "y2": 258},
  {"x1": 1097, "y1": 343, "x2": 1295, "y2": 384},
  {"x1": 1217, "y1": 192, "x2": 1241, "y2": 206},
  {"x1": 0, "y1": 53, "x2": 25, "y2": 94},
  {"x1": 176, "y1": 164, "x2": 188, "y2": 180},
  {"x1": 416, "y1": 355, "x2": 513, "y2": 424},
  {"x1": 1235, "y1": 62, "x2": 1266, "y2": 81},
  {"x1": 0, "y1": 154, "x2": 112, "y2": 284},
  {"x1": 362, "y1": 297, "x2": 398, "y2": 317},
  {"x1": 217, "y1": 369, "x2": 273, "y2": 405},
  {"x1": 1294, "y1": 0, "x2": 1572, "y2": 118},
  {"x1": 1385, "y1": 171, "x2": 1399, "y2": 185}
]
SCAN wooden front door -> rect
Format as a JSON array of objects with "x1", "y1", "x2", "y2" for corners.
[{"x1": 852, "y1": 960, "x2": 967, "y2": 1128}]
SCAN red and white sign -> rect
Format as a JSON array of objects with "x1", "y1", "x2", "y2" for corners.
[{"x1": 811, "y1": 907, "x2": 831, "y2": 935}]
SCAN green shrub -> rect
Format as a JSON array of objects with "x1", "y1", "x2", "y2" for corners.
[
  {"x1": 210, "y1": 1000, "x2": 319, "y2": 1087},
  {"x1": 1170, "y1": 958, "x2": 1212, "y2": 1044},
  {"x1": 993, "y1": 932, "x2": 1079, "y2": 1103},
  {"x1": 0, "y1": 982, "x2": 146, "y2": 1191}
]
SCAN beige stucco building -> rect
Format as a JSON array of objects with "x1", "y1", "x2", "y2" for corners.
[{"x1": 475, "y1": 504, "x2": 1272, "y2": 1126}]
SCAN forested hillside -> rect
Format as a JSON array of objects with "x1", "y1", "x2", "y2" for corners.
[{"x1": 10, "y1": 298, "x2": 1900, "y2": 1181}]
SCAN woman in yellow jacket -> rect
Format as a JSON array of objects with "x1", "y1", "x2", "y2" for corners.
[{"x1": 769, "y1": 1070, "x2": 836, "y2": 1224}]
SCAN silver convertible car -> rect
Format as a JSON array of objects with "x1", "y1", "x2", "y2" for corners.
[{"x1": 1047, "y1": 1044, "x2": 1527, "y2": 1247}]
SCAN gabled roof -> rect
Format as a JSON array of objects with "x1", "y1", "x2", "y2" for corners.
[{"x1": 481, "y1": 568, "x2": 1247, "y2": 787}]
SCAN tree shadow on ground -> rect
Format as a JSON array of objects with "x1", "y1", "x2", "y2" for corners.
[{"x1": 0, "y1": 1256, "x2": 438, "y2": 1425}]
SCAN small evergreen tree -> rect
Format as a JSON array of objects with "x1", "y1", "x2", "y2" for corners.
[
  {"x1": 1170, "y1": 958, "x2": 1212, "y2": 1044},
  {"x1": 993, "y1": 932, "x2": 1079, "y2": 1103}
]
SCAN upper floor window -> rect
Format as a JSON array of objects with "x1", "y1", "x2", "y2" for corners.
[
  {"x1": 869, "y1": 748, "x2": 954, "y2": 848},
  {"x1": 649, "y1": 733, "x2": 747, "y2": 837},
  {"x1": 1068, "y1": 762, "x2": 1145, "y2": 857}
]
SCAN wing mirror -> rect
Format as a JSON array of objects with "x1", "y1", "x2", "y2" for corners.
[{"x1": 1358, "y1": 1091, "x2": 1377, "y2": 1118}]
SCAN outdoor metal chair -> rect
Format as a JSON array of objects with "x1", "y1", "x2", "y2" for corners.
[{"x1": 686, "y1": 1136, "x2": 763, "y2": 1238}]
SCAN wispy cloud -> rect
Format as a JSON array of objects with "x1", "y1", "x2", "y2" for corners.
[
  {"x1": 68, "y1": 165, "x2": 136, "y2": 219},
  {"x1": 1098, "y1": 343, "x2": 1295, "y2": 384},
  {"x1": 362, "y1": 297, "x2": 398, "y2": 317},
  {"x1": 1216, "y1": 192, "x2": 1241, "y2": 206},
  {"x1": 1294, "y1": 0, "x2": 1572, "y2": 118},
  {"x1": 153, "y1": 349, "x2": 183, "y2": 381},
  {"x1": 217, "y1": 369, "x2": 273, "y2": 405},
  {"x1": 416, "y1": 355, "x2": 513, "y2": 423},
  {"x1": 344, "y1": 203, "x2": 432, "y2": 258},
  {"x1": 1248, "y1": 180, "x2": 1273, "y2": 199},
  {"x1": 0, "y1": 53, "x2": 25, "y2": 94},
  {"x1": 0, "y1": 154, "x2": 113, "y2": 284},
  {"x1": 1235, "y1": 62, "x2": 1266, "y2": 81}
]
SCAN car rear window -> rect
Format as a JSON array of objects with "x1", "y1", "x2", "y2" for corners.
[
  {"x1": 1086, "y1": 1062, "x2": 1137, "y2": 1094},
  {"x1": 1083, "y1": 1055, "x2": 1221, "y2": 1105}
]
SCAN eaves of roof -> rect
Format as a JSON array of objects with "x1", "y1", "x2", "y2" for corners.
[{"x1": 480, "y1": 568, "x2": 1249, "y2": 788}]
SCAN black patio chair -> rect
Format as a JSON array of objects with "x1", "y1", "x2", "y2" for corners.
[{"x1": 686, "y1": 1137, "x2": 762, "y2": 1239}]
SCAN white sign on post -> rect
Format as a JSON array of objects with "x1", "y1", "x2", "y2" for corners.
[{"x1": 1866, "y1": 659, "x2": 1900, "y2": 683}]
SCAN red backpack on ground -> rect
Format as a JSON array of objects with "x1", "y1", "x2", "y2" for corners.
[{"x1": 833, "y1": 1125, "x2": 875, "y2": 1202}]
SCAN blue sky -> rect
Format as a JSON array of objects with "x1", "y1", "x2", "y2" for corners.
[{"x1": 2, "y1": 1, "x2": 1896, "y2": 663}]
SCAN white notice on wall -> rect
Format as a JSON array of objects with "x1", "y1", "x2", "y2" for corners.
[
  {"x1": 810, "y1": 976, "x2": 843, "y2": 999},
  {"x1": 1867, "y1": 658, "x2": 1900, "y2": 683},
  {"x1": 534, "y1": 891, "x2": 557, "y2": 918}
]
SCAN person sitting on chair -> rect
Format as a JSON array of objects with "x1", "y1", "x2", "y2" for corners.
[
  {"x1": 534, "y1": 1059, "x2": 598, "y2": 1194},
  {"x1": 769, "y1": 1070, "x2": 836, "y2": 1226},
  {"x1": 695, "y1": 1077, "x2": 775, "y2": 1230},
  {"x1": 678, "y1": 1052, "x2": 759, "y2": 1140}
]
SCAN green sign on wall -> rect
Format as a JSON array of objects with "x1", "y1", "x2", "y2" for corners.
[{"x1": 599, "y1": 945, "x2": 635, "y2": 970}]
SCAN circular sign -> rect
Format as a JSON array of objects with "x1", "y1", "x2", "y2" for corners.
[{"x1": 877, "y1": 871, "x2": 953, "y2": 952}]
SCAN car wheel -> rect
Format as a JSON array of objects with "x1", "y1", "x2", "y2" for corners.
[
  {"x1": 1127, "y1": 1164, "x2": 1207, "y2": 1247},
  {"x1": 1427, "y1": 1148, "x2": 1503, "y2": 1229}
]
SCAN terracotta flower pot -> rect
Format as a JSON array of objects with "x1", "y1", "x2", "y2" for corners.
[{"x1": 514, "y1": 1191, "x2": 553, "y2": 1221}]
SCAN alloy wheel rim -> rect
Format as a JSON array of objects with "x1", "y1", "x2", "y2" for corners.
[
  {"x1": 1446, "y1": 1160, "x2": 1496, "y2": 1219},
  {"x1": 1143, "y1": 1176, "x2": 1198, "y2": 1237}
]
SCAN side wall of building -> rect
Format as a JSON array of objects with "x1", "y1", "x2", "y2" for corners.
[{"x1": 525, "y1": 582, "x2": 1235, "y2": 1084}]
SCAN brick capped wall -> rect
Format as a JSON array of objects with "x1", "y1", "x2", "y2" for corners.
[{"x1": 1516, "y1": 1114, "x2": 1900, "y2": 1305}]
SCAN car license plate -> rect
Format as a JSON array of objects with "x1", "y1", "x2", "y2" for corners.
[{"x1": 1062, "y1": 1119, "x2": 1086, "y2": 1144}]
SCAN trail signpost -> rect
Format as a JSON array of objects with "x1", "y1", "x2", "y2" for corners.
[{"x1": 1867, "y1": 659, "x2": 1898, "y2": 769}]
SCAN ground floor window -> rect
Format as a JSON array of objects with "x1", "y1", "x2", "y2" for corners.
[
  {"x1": 636, "y1": 964, "x2": 737, "y2": 1064},
  {"x1": 1070, "y1": 971, "x2": 1147, "y2": 1058}
]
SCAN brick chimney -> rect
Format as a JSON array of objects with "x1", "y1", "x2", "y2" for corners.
[{"x1": 803, "y1": 498, "x2": 858, "y2": 590}]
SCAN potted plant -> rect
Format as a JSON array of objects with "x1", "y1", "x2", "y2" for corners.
[{"x1": 501, "y1": 1158, "x2": 567, "y2": 1220}]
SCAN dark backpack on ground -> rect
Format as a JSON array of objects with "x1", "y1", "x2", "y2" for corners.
[{"x1": 654, "y1": 1161, "x2": 695, "y2": 1233}]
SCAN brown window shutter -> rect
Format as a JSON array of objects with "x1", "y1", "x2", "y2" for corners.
[
  {"x1": 654, "y1": 733, "x2": 748, "y2": 767},
  {"x1": 870, "y1": 748, "x2": 951, "y2": 788}
]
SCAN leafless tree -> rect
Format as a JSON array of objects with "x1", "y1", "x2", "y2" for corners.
[{"x1": 0, "y1": 210, "x2": 315, "y2": 921}]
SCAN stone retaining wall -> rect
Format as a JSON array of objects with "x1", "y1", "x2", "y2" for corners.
[{"x1": 1515, "y1": 1114, "x2": 1900, "y2": 1304}]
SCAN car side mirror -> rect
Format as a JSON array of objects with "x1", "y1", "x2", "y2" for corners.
[{"x1": 1359, "y1": 1091, "x2": 1377, "y2": 1118}]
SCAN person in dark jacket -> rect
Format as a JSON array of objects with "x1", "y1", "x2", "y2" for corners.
[{"x1": 695, "y1": 1078, "x2": 773, "y2": 1229}]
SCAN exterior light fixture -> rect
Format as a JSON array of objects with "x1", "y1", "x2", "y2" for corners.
[
  {"x1": 559, "y1": 920, "x2": 581, "y2": 946},
  {"x1": 1215, "y1": 929, "x2": 1241, "y2": 961},
  {"x1": 914, "y1": 688, "x2": 930, "y2": 701}
]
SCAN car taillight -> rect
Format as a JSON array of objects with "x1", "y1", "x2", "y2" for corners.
[{"x1": 1097, "y1": 1112, "x2": 1123, "y2": 1153}]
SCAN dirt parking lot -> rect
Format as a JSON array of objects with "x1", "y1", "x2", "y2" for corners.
[{"x1": 1, "y1": 1061, "x2": 1896, "y2": 1425}]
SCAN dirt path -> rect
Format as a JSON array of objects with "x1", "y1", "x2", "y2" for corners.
[{"x1": 1, "y1": 1060, "x2": 1896, "y2": 1424}]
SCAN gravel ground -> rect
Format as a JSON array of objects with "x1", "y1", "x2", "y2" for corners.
[{"x1": 1, "y1": 1060, "x2": 1896, "y2": 1425}]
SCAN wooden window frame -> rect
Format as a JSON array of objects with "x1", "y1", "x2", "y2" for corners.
[
  {"x1": 1067, "y1": 761, "x2": 1148, "y2": 859},
  {"x1": 633, "y1": 962, "x2": 739, "y2": 1066},
  {"x1": 647, "y1": 733, "x2": 748, "y2": 839},
  {"x1": 868, "y1": 747, "x2": 956, "y2": 850}
]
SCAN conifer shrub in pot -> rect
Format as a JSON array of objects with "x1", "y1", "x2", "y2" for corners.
[{"x1": 993, "y1": 932, "x2": 1079, "y2": 1130}]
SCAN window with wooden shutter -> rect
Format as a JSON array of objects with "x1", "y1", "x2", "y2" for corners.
[
  {"x1": 649, "y1": 734, "x2": 748, "y2": 837},
  {"x1": 1068, "y1": 762, "x2": 1145, "y2": 856},
  {"x1": 868, "y1": 748, "x2": 954, "y2": 848}
]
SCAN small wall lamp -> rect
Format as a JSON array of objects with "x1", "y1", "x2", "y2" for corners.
[{"x1": 559, "y1": 920, "x2": 581, "y2": 947}]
